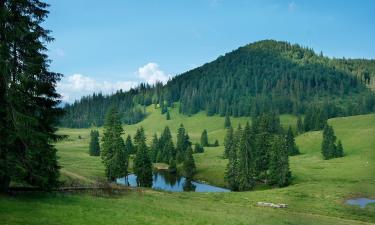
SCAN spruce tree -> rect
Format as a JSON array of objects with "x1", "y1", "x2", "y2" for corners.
[
  {"x1": 336, "y1": 140, "x2": 344, "y2": 157},
  {"x1": 224, "y1": 114, "x2": 231, "y2": 128},
  {"x1": 194, "y1": 143, "x2": 204, "y2": 153},
  {"x1": 286, "y1": 126, "x2": 300, "y2": 156},
  {"x1": 321, "y1": 124, "x2": 336, "y2": 160},
  {"x1": 237, "y1": 123, "x2": 255, "y2": 191},
  {"x1": 224, "y1": 126, "x2": 234, "y2": 158},
  {"x1": 200, "y1": 129, "x2": 209, "y2": 147},
  {"x1": 0, "y1": 0, "x2": 63, "y2": 191},
  {"x1": 268, "y1": 136, "x2": 292, "y2": 187},
  {"x1": 133, "y1": 127, "x2": 153, "y2": 187},
  {"x1": 166, "y1": 110, "x2": 171, "y2": 120},
  {"x1": 176, "y1": 124, "x2": 186, "y2": 163},
  {"x1": 125, "y1": 135, "x2": 134, "y2": 154},
  {"x1": 150, "y1": 134, "x2": 159, "y2": 163},
  {"x1": 89, "y1": 130, "x2": 101, "y2": 156},
  {"x1": 225, "y1": 130, "x2": 239, "y2": 191},
  {"x1": 168, "y1": 158, "x2": 177, "y2": 173},
  {"x1": 101, "y1": 107, "x2": 128, "y2": 181},
  {"x1": 297, "y1": 115, "x2": 304, "y2": 134},
  {"x1": 183, "y1": 146, "x2": 196, "y2": 180}
]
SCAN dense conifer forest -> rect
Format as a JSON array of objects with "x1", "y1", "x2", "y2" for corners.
[{"x1": 60, "y1": 40, "x2": 375, "y2": 128}]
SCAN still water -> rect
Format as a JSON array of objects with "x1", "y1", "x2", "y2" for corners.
[
  {"x1": 117, "y1": 171, "x2": 230, "y2": 192},
  {"x1": 346, "y1": 198, "x2": 375, "y2": 208}
]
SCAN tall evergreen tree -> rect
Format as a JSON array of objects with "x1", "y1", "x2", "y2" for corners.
[
  {"x1": 176, "y1": 124, "x2": 186, "y2": 163},
  {"x1": 150, "y1": 134, "x2": 159, "y2": 163},
  {"x1": 125, "y1": 135, "x2": 134, "y2": 154},
  {"x1": 183, "y1": 146, "x2": 196, "y2": 180},
  {"x1": 224, "y1": 114, "x2": 231, "y2": 128},
  {"x1": 159, "y1": 126, "x2": 175, "y2": 163},
  {"x1": 224, "y1": 126, "x2": 234, "y2": 158},
  {"x1": 237, "y1": 123, "x2": 255, "y2": 191},
  {"x1": 268, "y1": 136, "x2": 292, "y2": 187},
  {"x1": 200, "y1": 129, "x2": 209, "y2": 147},
  {"x1": 321, "y1": 124, "x2": 336, "y2": 160},
  {"x1": 0, "y1": 0, "x2": 63, "y2": 191},
  {"x1": 133, "y1": 127, "x2": 153, "y2": 187},
  {"x1": 286, "y1": 126, "x2": 300, "y2": 156},
  {"x1": 101, "y1": 107, "x2": 128, "y2": 181},
  {"x1": 166, "y1": 110, "x2": 171, "y2": 120},
  {"x1": 336, "y1": 140, "x2": 344, "y2": 157},
  {"x1": 297, "y1": 115, "x2": 304, "y2": 134},
  {"x1": 89, "y1": 130, "x2": 101, "y2": 156}
]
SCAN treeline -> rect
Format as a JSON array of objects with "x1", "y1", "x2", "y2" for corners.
[
  {"x1": 60, "y1": 40, "x2": 375, "y2": 128},
  {"x1": 224, "y1": 113, "x2": 299, "y2": 191}
]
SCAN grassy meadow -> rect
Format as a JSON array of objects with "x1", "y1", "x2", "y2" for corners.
[{"x1": 0, "y1": 107, "x2": 374, "y2": 224}]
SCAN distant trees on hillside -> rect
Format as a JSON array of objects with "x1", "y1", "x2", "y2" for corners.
[{"x1": 200, "y1": 129, "x2": 209, "y2": 147}]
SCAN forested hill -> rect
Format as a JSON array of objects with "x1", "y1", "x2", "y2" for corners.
[{"x1": 60, "y1": 40, "x2": 375, "y2": 128}]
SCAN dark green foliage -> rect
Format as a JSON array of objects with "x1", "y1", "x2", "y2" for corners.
[
  {"x1": 223, "y1": 126, "x2": 234, "y2": 158},
  {"x1": 133, "y1": 127, "x2": 153, "y2": 187},
  {"x1": 176, "y1": 124, "x2": 191, "y2": 163},
  {"x1": 166, "y1": 110, "x2": 171, "y2": 120},
  {"x1": 286, "y1": 127, "x2": 300, "y2": 156},
  {"x1": 297, "y1": 115, "x2": 304, "y2": 134},
  {"x1": 268, "y1": 136, "x2": 292, "y2": 187},
  {"x1": 150, "y1": 134, "x2": 159, "y2": 163},
  {"x1": 0, "y1": 0, "x2": 63, "y2": 191},
  {"x1": 125, "y1": 135, "x2": 135, "y2": 154},
  {"x1": 158, "y1": 126, "x2": 175, "y2": 163},
  {"x1": 321, "y1": 124, "x2": 344, "y2": 160},
  {"x1": 168, "y1": 159, "x2": 177, "y2": 173},
  {"x1": 304, "y1": 105, "x2": 328, "y2": 131},
  {"x1": 200, "y1": 129, "x2": 209, "y2": 147},
  {"x1": 183, "y1": 146, "x2": 196, "y2": 180},
  {"x1": 89, "y1": 130, "x2": 100, "y2": 156},
  {"x1": 213, "y1": 140, "x2": 219, "y2": 147},
  {"x1": 78, "y1": 135, "x2": 82, "y2": 139},
  {"x1": 237, "y1": 123, "x2": 255, "y2": 191},
  {"x1": 224, "y1": 114, "x2": 231, "y2": 128},
  {"x1": 194, "y1": 143, "x2": 204, "y2": 153},
  {"x1": 101, "y1": 107, "x2": 128, "y2": 181}
]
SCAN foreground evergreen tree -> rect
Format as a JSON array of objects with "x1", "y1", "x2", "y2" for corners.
[
  {"x1": 297, "y1": 115, "x2": 304, "y2": 134},
  {"x1": 89, "y1": 130, "x2": 101, "y2": 156},
  {"x1": 101, "y1": 107, "x2": 128, "y2": 181},
  {"x1": 133, "y1": 127, "x2": 153, "y2": 187},
  {"x1": 237, "y1": 123, "x2": 255, "y2": 191},
  {"x1": 176, "y1": 124, "x2": 187, "y2": 163},
  {"x1": 125, "y1": 135, "x2": 134, "y2": 154},
  {"x1": 268, "y1": 136, "x2": 292, "y2": 187},
  {"x1": 0, "y1": 0, "x2": 63, "y2": 191},
  {"x1": 183, "y1": 146, "x2": 196, "y2": 180},
  {"x1": 225, "y1": 127, "x2": 239, "y2": 191},
  {"x1": 223, "y1": 126, "x2": 234, "y2": 158},
  {"x1": 286, "y1": 127, "x2": 300, "y2": 156},
  {"x1": 150, "y1": 134, "x2": 159, "y2": 163},
  {"x1": 224, "y1": 114, "x2": 231, "y2": 128},
  {"x1": 166, "y1": 110, "x2": 171, "y2": 120},
  {"x1": 200, "y1": 129, "x2": 209, "y2": 147},
  {"x1": 168, "y1": 158, "x2": 177, "y2": 173},
  {"x1": 336, "y1": 140, "x2": 344, "y2": 157}
]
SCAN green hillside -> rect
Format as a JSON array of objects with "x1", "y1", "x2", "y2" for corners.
[
  {"x1": 1, "y1": 111, "x2": 374, "y2": 224},
  {"x1": 60, "y1": 40, "x2": 375, "y2": 128}
]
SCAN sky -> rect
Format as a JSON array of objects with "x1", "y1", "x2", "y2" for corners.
[{"x1": 43, "y1": 0, "x2": 375, "y2": 102}]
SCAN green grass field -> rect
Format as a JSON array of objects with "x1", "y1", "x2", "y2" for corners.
[{"x1": 0, "y1": 108, "x2": 374, "y2": 225}]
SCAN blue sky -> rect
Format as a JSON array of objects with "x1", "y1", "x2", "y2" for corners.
[{"x1": 44, "y1": 0, "x2": 375, "y2": 102}]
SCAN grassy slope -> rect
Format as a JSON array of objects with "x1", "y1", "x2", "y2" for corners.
[{"x1": 0, "y1": 108, "x2": 374, "y2": 224}]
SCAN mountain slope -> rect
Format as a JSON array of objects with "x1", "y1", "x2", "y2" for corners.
[{"x1": 60, "y1": 40, "x2": 375, "y2": 128}]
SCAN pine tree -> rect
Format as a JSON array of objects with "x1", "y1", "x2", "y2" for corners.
[
  {"x1": 0, "y1": 0, "x2": 63, "y2": 191},
  {"x1": 214, "y1": 140, "x2": 219, "y2": 147},
  {"x1": 224, "y1": 114, "x2": 231, "y2": 128},
  {"x1": 268, "y1": 136, "x2": 292, "y2": 187},
  {"x1": 225, "y1": 130, "x2": 239, "y2": 191},
  {"x1": 224, "y1": 126, "x2": 234, "y2": 158},
  {"x1": 336, "y1": 140, "x2": 344, "y2": 157},
  {"x1": 176, "y1": 124, "x2": 186, "y2": 163},
  {"x1": 321, "y1": 124, "x2": 337, "y2": 160},
  {"x1": 166, "y1": 110, "x2": 171, "y2": 120},
  {"x1": 89, "y1": 130, "x2": 101, "y2": 156},
  {"x1": 183, "y1": 146, "x2": 196, "y2": 180},
  {"x1": 200, "y1": 129, "x2": 209, "y2": 147},
  {"x1": 101, "y1": 107, "x2": 128, "y2": 181},
  {"x1": 125, "y1": 135, "x2": 134, "y2": 154},
  {"x1": 297, "y1": 115, "x2": 304, "y2": 134},
  {"x1": 194, "y1": 143, "x2": 204, "y2": 153},
  {"x1": 133, "y1": 127, "x2": 153, "y2": 187},
  {"x1": 150, "y1": 134, "x2": 159, "y2": 163},
  {"x1": 159, "y1": 126, "x2": 175, "y2": 163},
  {"x1": 237, "y1": 123, "x2": 255, "y2": 191},
  {"x1": 168, "y1": 158, "x2": 177, "y2": 173},
  {"x1": 286, "y1": 126, "x2": 300, "y2": 156}
]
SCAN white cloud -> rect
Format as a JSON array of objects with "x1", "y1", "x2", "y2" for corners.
[
  {"x1": 288, "y1": 2, "x2": 297, "y2": 12},
  {"x1": 136, "y1": 63, "x2": 170, "y2": 85},
  {"x1": 57, "y1": 74, "x2": 137, "y2": 103}
]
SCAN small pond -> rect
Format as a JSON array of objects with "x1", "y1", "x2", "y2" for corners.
[
  {"x1": 117, "y1": 171, "x2": 230, "y2": 192},
  {"x1": 346, "y1": 198, "x2": 375, "y2": 208}
]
